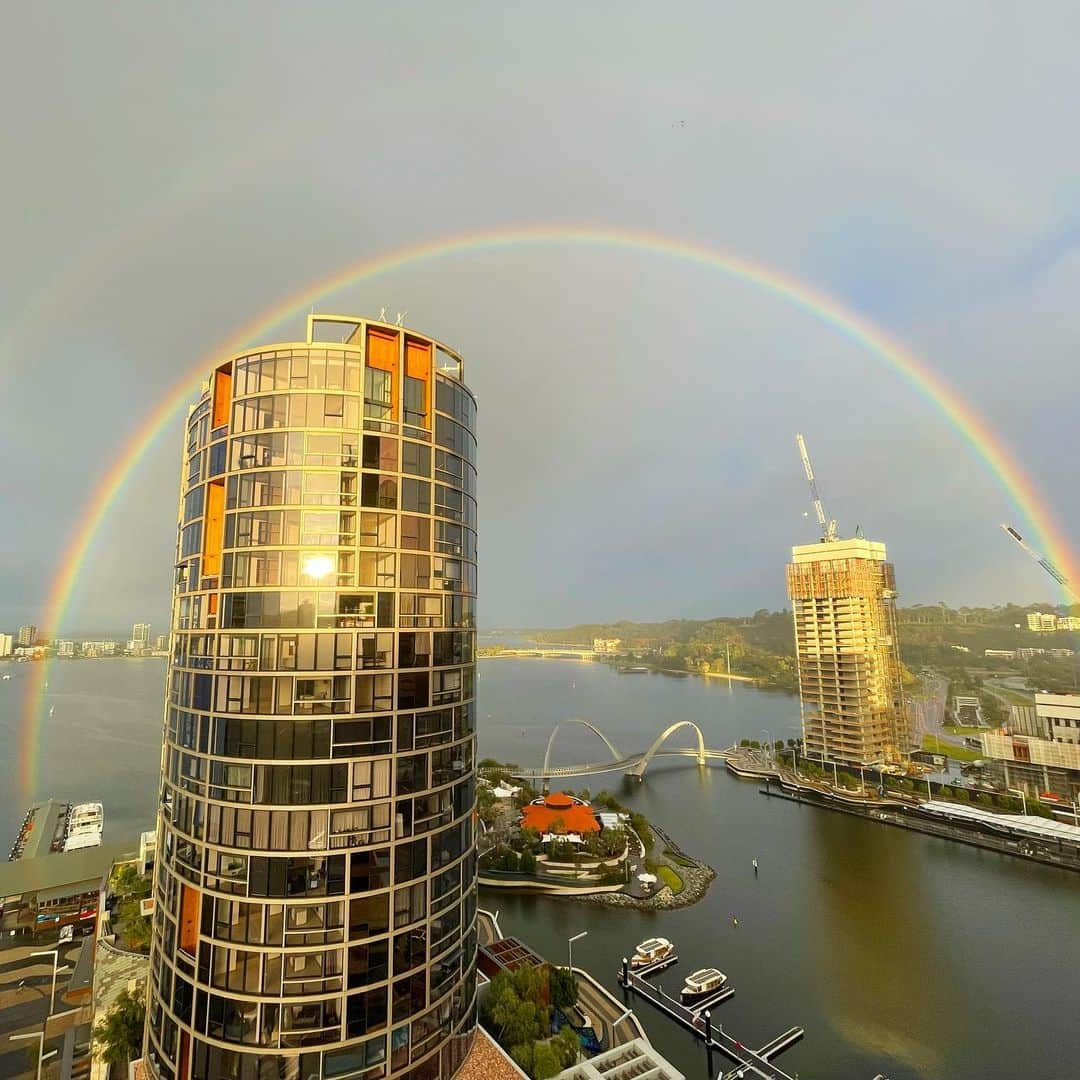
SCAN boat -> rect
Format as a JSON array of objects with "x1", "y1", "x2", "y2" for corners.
[
  {"x1": 680, "y1": 968, "x2": 728, "y2": 1005},
  {"x1": 630, "y1": 937, "x2": 675, "y2": 968},
  {"x1": 62, "y1": 802, "x2": 104, "y2": 852},
  {"x1": 1, "y1": 673, "x2": 10, "y2": 680},
  {"x1": 620, "y1": 666, "x2": 650, "y2": 674},
  {"x1": 49, "y1": 706, "x2": 55, "y2": 717}
]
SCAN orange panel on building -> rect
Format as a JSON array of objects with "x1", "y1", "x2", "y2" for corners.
[
  {"x1": 202, "y1": 480, "x2": 225, "y2": 577},
  {"x1": 211, "y1": 367, "x2": 232, "y2": 430},
  {"x1": 178, "y1": 884, "x2": 200, "y2": 955},
  {"x1": 405, "y1": 338, "x2": 432, "y2": 423},
  {"x1": 367, "y1": 328, "x2": 400, "y2": 419}
]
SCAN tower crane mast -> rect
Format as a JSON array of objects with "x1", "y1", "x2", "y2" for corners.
[
  {"x1": 796, "y1": 433, "x2": 839, "y2": 542},
  {"x1": 1001, "y1": 524, "x2": 1079, "y2": 602}
]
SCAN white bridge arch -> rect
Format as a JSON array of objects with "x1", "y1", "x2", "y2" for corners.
[{"x1": 543, "y1": 718, "x2": 623, "y2": 775}]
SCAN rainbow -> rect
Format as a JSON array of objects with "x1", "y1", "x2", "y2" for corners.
[{"x1": 19, "y1": 224, "x2": 1077, "y2": 800}]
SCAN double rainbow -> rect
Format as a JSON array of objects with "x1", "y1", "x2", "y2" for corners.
[{"x1": 19, "y1": 224, "x2": 1076, "y2": 800}]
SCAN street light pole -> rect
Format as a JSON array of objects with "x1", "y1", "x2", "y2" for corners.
[
  {"x1": 1007, "y1": 787, "x2": 1027, "y2": 816},
  {"x1": 10, "y1": 1032, "x2": 57, "y2": 1080},
  {"x1": 568, "y1": 930, "x2": 588, "y2": 972},
  {"x1": 30, "y1": 950, "x2": 62, "y2": 1014}
]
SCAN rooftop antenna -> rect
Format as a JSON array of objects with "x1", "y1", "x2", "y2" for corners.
[
  {"x1": 395, "y1": 311, "x2": 407, "y2": 326},
  {"x1": 379, "y1": 307, "x2": 388, "y2": 322},
  {"x1": 796, "y1": 433, "x2": 839, "y2": 542}
]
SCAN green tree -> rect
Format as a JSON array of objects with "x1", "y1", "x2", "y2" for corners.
[
  {"x1": 533, "y1": 1042, "x2": 562, "y2": 1079},
  {"x1": 92, "y1": 986, "x2": 146, "y2": 1065},
  {"x1": 549, "y1": 967, "x2": 578, "y2": 1009},
  {"x1": 510, "y1": 1043, "x2": 535, "y2": 1076},
  {"x1": 520, "y1": 849, "x2": 537, "y2": 875},
  {"x1": 556, "y1": 1025, "x2": 580, "y2": 1067},
  {"x1": 110, "y1": 862, "x2": 150, "y2": 899}
]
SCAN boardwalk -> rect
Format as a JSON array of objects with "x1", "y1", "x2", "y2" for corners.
[{"x1": 619, "y1": 959, "x2": 804, "y2": 1079}]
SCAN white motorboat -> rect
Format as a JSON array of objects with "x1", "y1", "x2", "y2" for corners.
[
  {"x1": 63, "y1": 802, "x2": 104, "y2": 851},
  {"x1": 680, "y1": 967, "x2": 728, "y2": 1005},
  {"x1": 630, "y1": 937, "x2": 675, "y2": 968}
]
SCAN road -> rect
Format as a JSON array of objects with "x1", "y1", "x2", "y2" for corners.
[{"x1": 915, "y1": 672, "x2": 961, "y2": 745}]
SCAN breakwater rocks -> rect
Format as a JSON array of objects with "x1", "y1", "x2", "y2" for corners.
[{"x1": 576, "y1": 861, "x2": 716, "y2": 912}]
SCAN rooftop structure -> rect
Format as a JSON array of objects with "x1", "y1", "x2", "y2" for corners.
[
  {"x1": 520, "y1": 793, "x2": 600, "y2": 836},
  {"x1": 556, "y1": 1037, "x2": 684, "y2": 1080}
]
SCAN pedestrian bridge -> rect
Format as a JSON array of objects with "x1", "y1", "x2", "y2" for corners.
[
  {"x1": 485, "y1": 648, "x2": 598, "y2": 659},
  {"x1": 504, "y1": 718, "x2": 736, "y2": 782}
]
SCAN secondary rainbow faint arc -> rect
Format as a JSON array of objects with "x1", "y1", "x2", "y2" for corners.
[{"x1": 20, "y1": 223, "x2": 1077, "y2": 799}]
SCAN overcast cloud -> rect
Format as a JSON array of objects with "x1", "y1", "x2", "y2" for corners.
[{"x1": 2, "y1": 2, "x2": 1078, "y2": 633}]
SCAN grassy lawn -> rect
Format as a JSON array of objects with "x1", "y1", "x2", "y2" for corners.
[
  {"x1": 662, "y1": 847, "x2": 696, "y2": 868},
  {"x1": 942, "y1": 724, "x2": 987, "y2": 736},
  {"x1": 657, "y1": 865, "x2": 684, "y2": 894},
  {"x1": 923, "y1": 734, "x2": 983, "y2": 762}
]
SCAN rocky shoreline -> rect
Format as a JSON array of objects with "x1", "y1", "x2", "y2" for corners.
[{"x1": 573, "y1": 860, "x2": 716, "y2": 911}]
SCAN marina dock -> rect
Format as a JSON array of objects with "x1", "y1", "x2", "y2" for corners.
[{"x1": 619, "y1": 956, "x2": 804, "y2": 1079}]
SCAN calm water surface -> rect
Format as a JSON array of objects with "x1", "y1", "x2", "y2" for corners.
[{"x1": 1, "y1": 656, "x2": 1077, "y2": 1079}]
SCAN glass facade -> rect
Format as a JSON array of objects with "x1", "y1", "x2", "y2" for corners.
[{"x1": 145, "y1": 316, "x2": 478, "y2": 1080}]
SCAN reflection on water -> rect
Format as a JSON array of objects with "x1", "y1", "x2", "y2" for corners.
[{"x1": 808, "y1": 810, "x2": 944, "y2": 1075}]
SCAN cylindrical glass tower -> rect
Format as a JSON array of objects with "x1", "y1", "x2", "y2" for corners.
[{"x1": 145, "y1": 315, "x2": 478, "y2": 1080}]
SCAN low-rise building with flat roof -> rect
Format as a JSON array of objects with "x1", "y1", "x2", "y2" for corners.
[
  {"x1": 0, "y1": 842, "x2": 129, "y2": 935},
  {"x1": 556, "y1": 1038, "x2": 684, "y2": 1080}
]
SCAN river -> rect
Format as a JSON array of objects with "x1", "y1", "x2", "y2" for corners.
[{"x1": 1, "y1": 656, "x2": 1077, "y2": 1079}]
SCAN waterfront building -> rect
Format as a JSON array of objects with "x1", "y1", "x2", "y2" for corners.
[
  {"x1": 144, "y1": 314, "x2": 478, "y2": 1080},
  {"x1": 17, "y1": 624, "x2": 37, "y2": 648},
  {"x1": 57, "y1": 640, "x2": 76, "y2": 658},
  {"x1": 983, "y1": 693, "x2": 1080, "y2": 800},
  {"x1": 1057, "y1": 615, "x2": 1080, "y2": 631},
  {"x1": 519, "y1": 793, "x2": 601, "y2": 837},
  {"x1": 1027, "y1": 612, "x2": 1059, "y2": 632},
  {"x1": 133, "y1": 622, "x2": 152, "y2": 652},
  {"x1": 0, "y1": 633, "x2": 12, "y2": 658},
  {"x1": 155, "y1": 634, "x2": 170, "y2": 652},
  {"x1": 81, "y1": 640, "x2": 118, "y2": 657},
  {"x1": 786, "y1": 537, "x2": 909, "y2": 766},
  {"x1": 592, "y1": 637, "x2": 622, "y2": 654}
]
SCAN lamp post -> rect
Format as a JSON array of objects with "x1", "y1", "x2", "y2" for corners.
[
  {"x1": 762, "y1": 730, "x2": 773, "y2": 765},
  {"x1": 9, "y1": 1032, "x2": 57, "y2": 1080},
  {"x1": 568, "y1": 930, "x2": 588, "y2": 972},
  {"x1": 860, "y1": 760, "x2": 885, "y2": 797},
  {"x1": 788, "y1": 746, "x2": 799, "y2": 780},
  {"x1": 1007, "y1": 787, "x2": 1027, "y2": 816},
  {"x1": 30, "y1": 950, "x2": 66, "y2": 1015}
]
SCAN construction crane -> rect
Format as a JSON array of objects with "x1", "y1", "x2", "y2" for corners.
[
  {"x1": 1001, "y1": 524, "x2": 1079, "y2": 601},
  {"x1": 796, "y1": 433, "x2": 839, "y2": 542}
]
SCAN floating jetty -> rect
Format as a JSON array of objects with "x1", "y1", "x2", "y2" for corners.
[{"x1": 619, "y1": 956, "x2": 805, "y2": 1079}]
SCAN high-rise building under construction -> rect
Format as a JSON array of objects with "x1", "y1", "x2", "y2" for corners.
[
  {"x1": 787, "y1": 537, "x2": 909, "y2": 766},
  {"x1": 144, "y1": 314, "x2": 478, "y2": 1080}
]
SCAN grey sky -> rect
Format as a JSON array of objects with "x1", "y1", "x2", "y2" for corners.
[{"x1": 2, "y1": 3, "x2": 1078, "y2": 632}]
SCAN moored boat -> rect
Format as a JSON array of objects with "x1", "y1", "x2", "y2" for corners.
[
  {"x1": 680, "y1": 967, "x2": 728, "y2": 1004},
  {"x1": 631, "y1": 936, "x2": 675, "y2": 968}
]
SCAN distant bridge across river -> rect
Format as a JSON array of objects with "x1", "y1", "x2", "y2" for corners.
[{"x1": 496, "y1": 718, "x2": 737, "y2": 783}]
